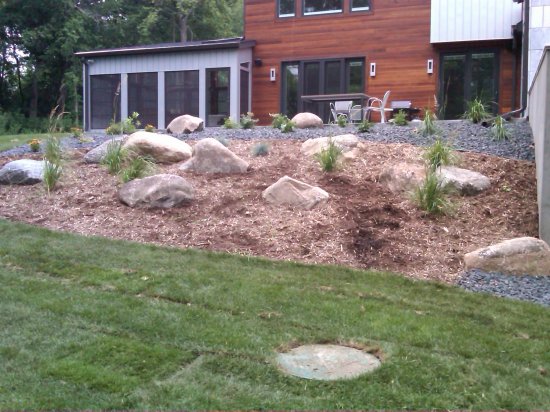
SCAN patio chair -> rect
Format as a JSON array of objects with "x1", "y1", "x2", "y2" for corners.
[
  {"x1": 349, "y1": 105, "x2": 363, "y2": 123},
  {"x1": 330, "y1": 100, "x2": 353, "y2": 123},
  {"x1": 364, "y1": 90, "x2": 392, "y2": 123}
]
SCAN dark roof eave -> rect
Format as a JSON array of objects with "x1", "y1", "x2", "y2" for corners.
[{"x1": 75, "y1": 39, "x2": 256, "y2": 58}]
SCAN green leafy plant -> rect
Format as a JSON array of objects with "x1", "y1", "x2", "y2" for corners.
[
  {"x1": 492, "y1": 115, "x2": 510, "y2": 141},
  {"x1": 120, "y1": 156, "x2": 155, "y2": 183},
  {"x1": 43, "y1": 160, "x2": 62, "y2": 194},
  {"x1": 251, "y1": 142, "x2": 270, "y2": 157},
  {"x1": 315, "y1": 138, "x2": 342, "y2": 172},
  {"x1": 336, "y1": 114, "x2": 348, "y2": 128},
  {"x1": 413, "y1": 170, "x2": 454, "y2": 215},
  {"x1": 463, "y1": 98, "x2": 489, "y2": 123},
  {"x1": 70, "y1": 127, "x2": 83, "y2": 138},
  {"x1": 270, "y1": 113, "x2": 289, "y2": 129},
  {"x1": 357, "y1": 120, "x2": 373, "y2": 133},
  {"x1": 223, "y1": 117, "x2": 239, "y2": 129},
  {"x1": 44, "y1": 137, "x2": 63, "y2": 165},
  {"x1": 214, "y1": 136, "x2": 230, "y2": 147},
  {"x1": 240, "y1": 112, "x2": 259, "y2": 129},
  {"x1": 106, "y1": 112, "x2": 141, "y2": 135},
  {"x1": 28, "y1": 138, "x2": 41, "y2": 152},
  {"x1": 280, "y1": 120, "x2": 295, "y2": 133},
  {"x1": 419, "y1": 109, "x2": 438, "y2": 136},
  {"x1": 423, "y1": 138, "x2": 458, "y2": 172},
  {"x1": 144, "y1": 124, "x2": 155, "y2": 132},
  {"x1": 393, "y1": 110, "x2": 408, "y2": 126},
  {"x1": 101, "y1": 140, "x2": 127, "y2": 175}
]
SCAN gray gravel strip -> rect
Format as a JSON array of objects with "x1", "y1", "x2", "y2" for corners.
[{"x1": 457, "y1": 270, "x2": 550, "y2": 307}]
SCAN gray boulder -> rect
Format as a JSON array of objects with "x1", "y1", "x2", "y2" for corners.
[
  {"x1": 123, "y1": 131, "x2": 192, "y2": 164},
  {"x1": 464, "y1": 237, "x2": 550, "y2": 275},
  {"x1": 0, "y1": 159, "x2": 45, "y2": 185},
  {"x1": 301, "y1": 134, "x2": 361, "y2": 159},
  {"x1": 84, "y1": 136, "x2": 126, "y2": 164},
  {"x1": 291, "y1": 112, "x2": 324, "y2": 129},
  {"x1": 262, "y1": 176, "x2": 329, "y2": 210},
  {"x1": 379, "y1": 162, "x2": 426, "y2": 193},
  {"x1": 166, "y1": 115, "x2": 204, "y2": 134},
  {"x1": 180, "y1": 138, "x2": 249, "y2": 174},
  {"x1": 118, "y1": 174, "x2": 194, "y2": 208},
  {"x1": 438, "y1": 166, "x2": 491, "y2": 195}
]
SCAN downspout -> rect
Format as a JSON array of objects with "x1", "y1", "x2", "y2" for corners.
[{"x1": 521, "y1": 0, "x2": 530, "y2": 116}]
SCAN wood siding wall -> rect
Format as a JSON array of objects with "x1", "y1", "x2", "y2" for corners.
[{"x1": 244, "y1": 0, "x2": 520, "y2": 123}]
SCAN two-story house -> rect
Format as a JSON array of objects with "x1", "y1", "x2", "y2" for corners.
[{"x1": 77, "y1": 0, "x2": 527, "y2": 130}]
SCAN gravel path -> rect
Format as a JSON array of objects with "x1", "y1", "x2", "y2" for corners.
[{"x1": 1, "y1": 119, "x2": 547, "y2": 308}]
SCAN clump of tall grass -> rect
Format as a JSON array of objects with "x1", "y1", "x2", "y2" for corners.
[
  {"x1": 463, "y1": 98, "x2": 489, "y2": 123},
  {"x1": 120, "y1": 156, "x2": 155, "y2": 183},
  {"x1": 240, "y1": 112, "x2": 259, "y2": 129},
  {"x1": 315, "y1": 138, "x2": 342, "y2": 172},
  {"x1": 492, "y1": 115, "x2": 510, "y2": 141},
  {"x1": 43, "y1": 160, "x2": 62, "y2": 194},
  {"x1": 423, "y1": 138, "x2": 459, "y2": 171},
  {"x1": 419, "y1": 109, "x2": 438, "y2": 136},
  {"x1": 44, "y1": 137, "x2": 63, "y2": 165},
  {"x1": 392, "y1": 110, "x2": 408, "y2": 126},
  {"x1": 101, "y1": 140, "x2": 128, "y2": 175},
  {"x1": 356, "y1": 120, "x2": 373, "y2": 133},
  {"x1": 251, "y1": 142, "x2": 270, "y2": 157},
  {"x1": 413, "y1": 171, "x2": 454, "y2": 215}
]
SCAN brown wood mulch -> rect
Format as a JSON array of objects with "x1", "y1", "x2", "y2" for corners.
[{"x1": 0, "y1": 139, "x2": 538, "y2": 283}]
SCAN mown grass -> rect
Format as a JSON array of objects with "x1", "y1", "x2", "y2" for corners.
[
  {"x1": 0, "y1": 133, "x2": 68, "y2": 151},
  {"x1": 0, "y1": 219, "x2": 549, "y2": 410}
]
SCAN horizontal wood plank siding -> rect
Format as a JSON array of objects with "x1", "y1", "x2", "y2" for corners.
[{"x1": 246, "y1": 0, "x2": 438, "y2": 123}]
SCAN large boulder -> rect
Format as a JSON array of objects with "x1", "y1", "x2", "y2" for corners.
[
  {"x1": 166, "y1": 115, "x2": 204, "y2": 134},
  {"x1": 118, "y1": 174, "x2": 194, "y2": 208},
  {"x1": 291, "y1": 112, "x2": 323, "y2": 129},
  {"x1": 301, "y1": 134, "x2": 361, "y2": 159},
  {"x1": 84, "y1": 136, "x2": 126, "y2": 164},
  {"x1": 0, "y1": 159, "x2": 44, "y2": 185},
  {"x1": 180, "y1": 138, "x2": 249, "y2": 174},
  {"x1": 262, "y1": 176, "x2": 329, "y2": 210},
  {"x1": 379, "y1": 162, "x2": 426, "y2": 193},
  {"x1": 437, "y1": 166, "x2": 491, "y2": 195},
  {"x1": 123, "y1": 131, "x2": 192, "y2": 164},
  {"x1": 464, "y1": 237, "x2": 550, "y2": 275}
]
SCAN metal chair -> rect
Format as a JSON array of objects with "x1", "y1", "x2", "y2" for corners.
[
  {"x1": 349, "y1": 105, "x2": 363, "y2": 123},
  {"x1": 330, "y1": 100, "x2": 353, "y2": 123},
  {"x1": 364, "y1": 91, "x2": 392, "y2": 123}
]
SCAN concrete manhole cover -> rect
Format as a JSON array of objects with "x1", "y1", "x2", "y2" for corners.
[{"x1": 276, "y1": 344, "x2": 381, "y2": 381}]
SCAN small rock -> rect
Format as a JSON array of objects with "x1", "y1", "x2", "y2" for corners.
[
  {"x1": 438, "y1": 166, "x2": 491, "y2": 195},
  {"x1": 84, "y1": 136, "x2": 126, "y2": 164},
  {"x1": 180, "y1": 138, "x2": 249, "y2": 174},
  {"x1": 166, "y1": 115, "x2": 205, "y2": 134},
  {"x1": 291, "y1": 112, "x2": 324, "y2": 129},
  {"x1": 118, "y1": 174, "x2": 194, "y2": 208},
  {"x1": 0, "y1": 159, "x2": 45, "y2": 185},
  {"x1": 123, "y1": 131, "x2": 192, "y2": 164},
  {"x1": 464, "y1": 237, "x2": 550, "y2": 275},
  {"x1": 379, "y1": 162, "x2": 426, "y2": 193},
  {"x1": 262, "y1": 176, "x2": 329, "y2": 210}
]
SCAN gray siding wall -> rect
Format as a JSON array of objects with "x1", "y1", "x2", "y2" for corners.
[
  {"x1": 529, "y1": 47, "x2": 550, "y2": 242},
  {"x1": 85, "y1": 48, "x2": 253, "y2": 129}
]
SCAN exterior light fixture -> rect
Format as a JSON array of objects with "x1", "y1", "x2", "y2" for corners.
[
  {"x1": 427, "y1": 59, "x2": 434, "y2": 74},
  {"x1": 270, "y1": 68, "x2": 276, "y2": 81},
  {"x1": 369, "y1": 62, "x2": 376, "y2": 77}
]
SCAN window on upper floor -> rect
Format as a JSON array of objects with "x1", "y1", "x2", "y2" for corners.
[
  {"x1": 278, "y1": 0, "x2": 295, "y2": 17},
  {"x1": 351, "y1": 0, "x2": 371, "y2": 12},
  {"x1": 303, "y1": 0, "x2": 343, "y2": 15}
]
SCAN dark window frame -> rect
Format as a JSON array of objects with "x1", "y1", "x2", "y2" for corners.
[
  {"x1": 350, "y1": 0, "x2": 372, "y2": 13},
  {"x1": 303, "y1": 0, "x2": 343, "y2": 16},
  {"x1": 277, "y1": 0, "x2": 295, "y2": 18},
  {"x1": 206, "y1": 67, "x2": 231, "y2": 127}
]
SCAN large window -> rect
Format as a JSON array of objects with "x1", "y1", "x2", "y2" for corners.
[
  {"x1": 351, "y1": 0, "x2": 371, "y2": 12},
  {"x1": 128, "y1": 72, "x2": 158, "y2": 127},
  {"x1": 278, "y1": 0, "x2": 295, "y2": 17},
  {"x1": 165, "y1": 70, "x2": 199, "y2": 126},
  {"x1": 206, "y1": 68, "x2": 230, "y2": 127},
  {"x1": 90, "y1": 74, "x2": 121, "y2": 129},
  {"x1": 303, "y1": 0, "x2": 342, "y2": 15}
]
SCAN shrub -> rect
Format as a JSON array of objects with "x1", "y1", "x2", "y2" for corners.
[
  {"x1": 144, "y1": 124, "x2": 156, "y2": 132},
  {"x1": 393, "y1": 110, "x2": 408, "y2": 126},
  {"x1": 280, "y1": 120, "x2": 296, "y2": 133},
  {"x1": 413, "y1": 170, "x2": 454, "y2": 215},
  {"x1": 106, "y1": 112, "x2": 141, "y2": 135},
  {"x1": 270, "y1": 113, "x2": 289, "y2": 129},
  {"x1": 419, "y1": 109, "x2": 438, "y2": 136},
  {"x1": 251, "y1": 142, "x2": 270, "y2": 157},
  {"x1": 423, "y1": 138, "x2": 458, "y2": 172},
  {"x1": 223, "y1": 117, "x2": 239, "y2": 129},
  {"x1": 315, "y1": 138, "x2": 342, "y2": 172},
  {"x1": 120, "y1": 156, "x2": 155, "y2": 183},
  {"x1": 492, "y1": 115, "x2": 510, "y2": 141},
  {"x1": 28, "y1": 139, "x2": 41, "y2": 152},
  {"x1": 357, "y1": 120, "x2": 373, "y2": 133},
  {"x1": 71, "y1": 127, "x2": 83, "y2": 138},
  {"x1": 464, "y1": 98, "x2": 489, "y2": 123},
  {"x1": 101, "y1": 140, "x2": 127, "y2": 175},
  {"x1": 336, "y1": 114, "x2": 347, "y2": 128},
  {"x1": 43, "y1": 160, "x2": 62, "y2": 194},
  {"x1": 214, "y1": 136, "x2": 230, "y2": 147},
  {"x1": 240, "y1": 112, "x2": 259, "y2": 129},
  {"x1": 44, "y1": 137, "x2": 63, "y2": 165}
]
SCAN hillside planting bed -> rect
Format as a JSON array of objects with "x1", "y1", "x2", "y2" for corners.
[{"x1": 0, "y1": 121, "x2": 538, "y2": 284}]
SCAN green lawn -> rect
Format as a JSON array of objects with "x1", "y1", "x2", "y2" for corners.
[
  {"x1": 0, "y1": 219, "x2": 549, "y2": 409},
  {"x1": 0, "y1": 133, "x2": 68, "y2": 151}
]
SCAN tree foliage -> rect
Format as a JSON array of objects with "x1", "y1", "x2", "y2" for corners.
[{"x1": 0, "y1": 0, "x2": 243, "y2": 131}]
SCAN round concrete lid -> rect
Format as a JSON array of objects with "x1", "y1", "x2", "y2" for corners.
[{"x1": 277, "y1": 344, "x2": 381, "y2": 381}]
